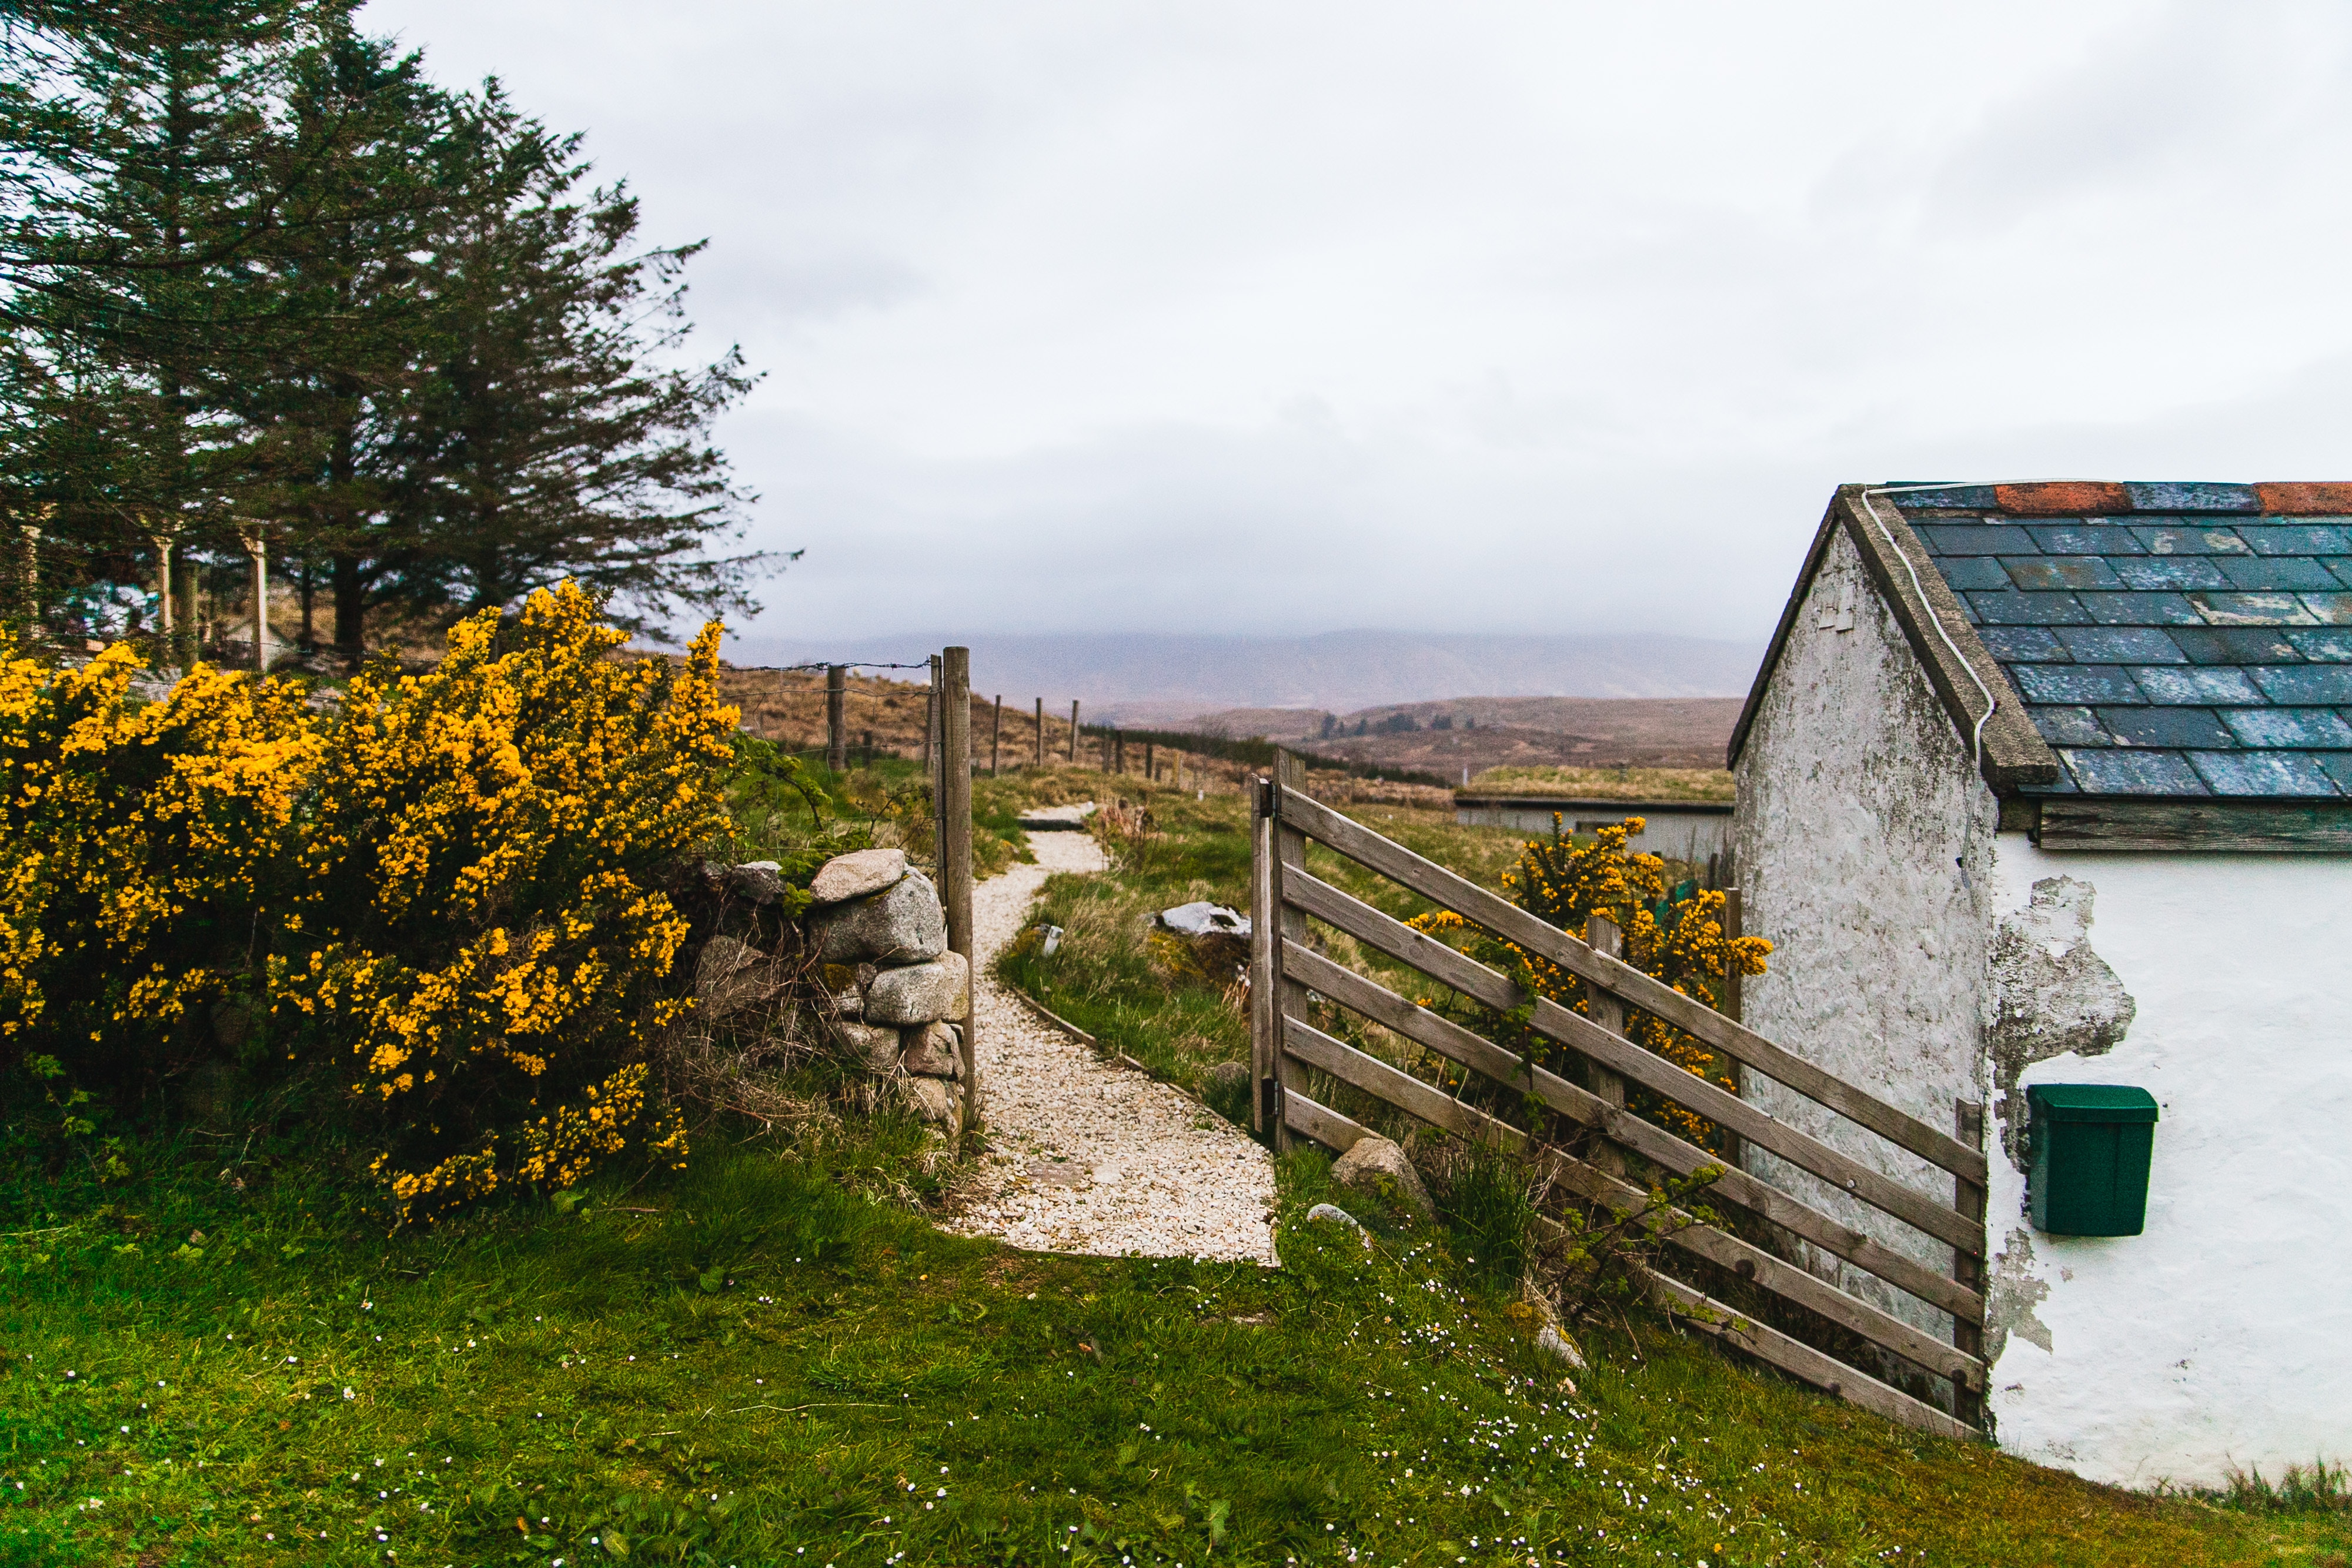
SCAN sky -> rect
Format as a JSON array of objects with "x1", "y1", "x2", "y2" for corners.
[{"x1": 357, "y1": 1, "x2": 2352, "y2": 645}]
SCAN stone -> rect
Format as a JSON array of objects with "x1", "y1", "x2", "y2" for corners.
[
  {"x1": 808, "y1": 847, "x2": 907, "y2": 906},
  {"x1": 1536, "y1": 1323, "x2": 1586, "y2": 1370},
  {"x1": 727, "y1": 861, "x2": 785, "y2": 905},
  {"x1": 900, "y1": 1021, "x2": 963, "y2": 1078},
  {"x1": 693, "y1": 935, "x2": 780, "y2": 1022},
  {"x1": 864, "y1": 951, "x2": 969, "y2": 1026},
  {"x1": 812, "y1": 869, "x2": 946, "y2": 966},
  {"x1": 1205, "y1": 1060, "x2": 1248, "y2": 1094},
  {"x1": 900, "y1": 1075, "x2": 959, "y2": 1129},
  {"x1": 831, "y1": 1019, "x2": 903, "y2": 1075},
  {"x1": 1305, "y1": 1202, "x2": 1372, "y2": 1246},
  {"x1": 1158, "y1": 901, "x2": 1250, "y2": 939},
  {"x1": 1330, "y1": 1135, "x2": 1434, "y2": 1222}
]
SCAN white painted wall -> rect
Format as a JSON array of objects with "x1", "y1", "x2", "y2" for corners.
[
  {"x1": 1984, "y1": 838, "x2": 2352, "y2": 1486},
  {"x1": 1732, "y1": 526, "x2": 1997, "y2": 1338}
]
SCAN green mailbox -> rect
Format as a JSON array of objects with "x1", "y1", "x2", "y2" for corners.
[{"x1": 2027, "y1": 1084, "x2": 2159, "y2": 1237}]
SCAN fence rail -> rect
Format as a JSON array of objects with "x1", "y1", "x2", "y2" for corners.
[{"x1": 1250, "y1": 755, "x2": 1989, "y2": 1438}]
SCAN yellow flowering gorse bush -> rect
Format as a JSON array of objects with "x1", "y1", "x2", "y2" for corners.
[
  {"x1": 0, "y1": 581, "x2": 738, "y2": 1221},
  {"x1": 1412, "y1": 817, "x2": 1771, "y2": 1152}
]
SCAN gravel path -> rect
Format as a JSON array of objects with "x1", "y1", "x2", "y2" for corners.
[{"x1": 945, "y1": 823, "x2": 1278, "y2": 1264}]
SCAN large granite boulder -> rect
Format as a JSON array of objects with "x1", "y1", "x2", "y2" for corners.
[
  {"x1": 812, "y1": 869, "x2": 946, "y2": 967},
  {"x1": 864, "y1": 951, "x2": 969, "y2": 1026},
  {"x1": 1330, "y1": 1134, "x2": 1434, "y2": 1222},
  {"x1": 808, "y1": 848, "x2": 908, "y2": 906},
  {"x1": 830, "y1": 1018, "x2": 903, "y2": 1075},
  {"x1": 900, "y1": 1021, "x2": 963, "y2": 1078}
]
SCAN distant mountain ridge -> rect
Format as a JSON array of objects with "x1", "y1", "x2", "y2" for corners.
[{"x1": 719, "y1": 630, "x2": 1764, "y2": 716}]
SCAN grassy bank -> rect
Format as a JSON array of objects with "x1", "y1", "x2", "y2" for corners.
[{"x1": 3, "y1": 767, "x2": 2344, "y2": 1566}]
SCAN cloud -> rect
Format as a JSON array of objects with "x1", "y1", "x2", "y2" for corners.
[{"x1": 361, "y1": 0, "x2": 2352, "y2": 642}]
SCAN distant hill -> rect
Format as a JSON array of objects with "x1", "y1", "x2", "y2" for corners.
[{"x1": 719, "y1": 630, "x2": 1763, "y2": 716}]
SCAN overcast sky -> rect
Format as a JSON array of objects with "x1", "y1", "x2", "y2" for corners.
[{"x1": 358, "y1": 1, "x2": 2352, "y2": 644}]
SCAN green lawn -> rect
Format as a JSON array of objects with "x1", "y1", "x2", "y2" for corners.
[{"x1": 3, "y1": 765, "x2": 2343, "y2": 1567}]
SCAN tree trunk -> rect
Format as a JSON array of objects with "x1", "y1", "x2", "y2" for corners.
[{"x1": 333, "y1": 551, "x2": 365, "y2": 666}]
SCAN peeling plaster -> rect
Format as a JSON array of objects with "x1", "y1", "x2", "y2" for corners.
[
  {"x1": 1986, "y1": 877, "x2": 2134, "y2": 1166},
  {"x1": 1986, "y1": 1225, "x2": 2052, "y2": 1365}
]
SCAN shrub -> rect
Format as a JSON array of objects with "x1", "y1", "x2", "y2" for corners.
[
  {"x1": 1, "y1": 582, "x2": 739, "y2": 1221},
  {"x1": 1412, "y1": 817, "x2": 1771, "y2": 1152}
]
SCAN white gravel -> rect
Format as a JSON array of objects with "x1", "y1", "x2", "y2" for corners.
[{"x1": 945, "y1": 824, "x2": 1278, "y2": 1264}]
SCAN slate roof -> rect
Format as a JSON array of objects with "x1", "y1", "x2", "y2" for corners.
[{"x1": 1892, "y1": 482, "x2": 2352, "y2": 798}]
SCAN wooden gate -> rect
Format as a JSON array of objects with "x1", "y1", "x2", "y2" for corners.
[{"x1": 1248, "y1": 758, "x2": 1988, "y2": 1440}]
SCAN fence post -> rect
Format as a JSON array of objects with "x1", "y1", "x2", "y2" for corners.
[
  {"x1": 1585, "y1": 913, "x2": 1629, "y2": 1178},
  {"x1": 941, "y1": 647, "x2": 978, "y2": 1145},
  {"x1": 1723, "y1": 885, "x2": 1746, "y2": 1171},
  {"x1": 1035, "y1": 697, "x2": 1045, "y2": 767},
  {"x1": 1068, "y1": 700, "x2": 1079, "y2": 763},
  {"x1": 1250, "y1": 774, "x2": 1276, "y2": 1136},
  {"x1": 1145, "y1": 740, "x2": 1154, "y2": 782},
  {"x1": 238, "y1": 523, "x2": 269, "y2": 673},
  {"x1": 149, "y1": 533, "x2": 174, "y2": 645},
  {"x1": 825, "y1": 665, "x2": 847, "y2": 771},
  {"x1": 173, "y1": 556, "x2": 199, "y2": 668},
  {"x1": 924, "y1": 657, "x2": 940, "y2": 772},
  {"x1": 1114, "y1": 729, "x2": 1124, "y2": 775},
  {"x1": 990, "y1": 694, "x2": 1003, "y2": 777},
  {"x1": 1953, "y1": 1098, "x2": 1987, "y2": 1429},
  {"x1": 1270, "y1": 749, "x2": 1313, "y2": 1154}
]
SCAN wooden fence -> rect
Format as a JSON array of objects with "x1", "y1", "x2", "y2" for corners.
[{"x1": 1248, "y1": 753, "x2": 1989, "y2": 1439}]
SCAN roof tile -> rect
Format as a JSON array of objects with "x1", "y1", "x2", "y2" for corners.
[
  {"x1": 2024, "y1": 524, "x2": 2145, "y2": 555},
  {"x1": 2029, "y1": 706, "x2": 2110, "y2": 747},
  {"x1": 2215, "y1": 557, "x2": 2344, "y2": 591},
  {"x1": 2112, "y1": 557, "x2": 2231, "y2": 590},
  {"x1": 2298, "y1": 594, "x2": 2352, "y2": 626},
  {"x1": 1997, "y1": 482, "x2": 2132, "y2": 515},
  {"x1": 2254, "y1": 482, "x2": 2352, "y2": 515},
  {"x1": 2221, "y1": 707, "x2": 2352, "y2": 748},
  {"x1": 2123, "y1": 482, "x2": 2260, "y2": 513},
  {"x1": 2166, "y1": 626, "x2": 2303, "y2": 664},
  {"x1": 2189, "y1": 591, "x2": 2318, "y2": 626},
  {"x1": 1978, "y1": 626, "x2": 2069, "y2": 662},
  {"x1": 2250, "y1": 666, "x2": 2352, "y2": 703},
  {"x1": 2063, "y1": 748, "x2": 2208, "y2": 794},
  {"x1": 2100, "y1": 706, "x2": 2234, "y2": 749},
  {"x1": 2238, "y1": 524, "x2": 2352, "y2": 555},
  {"x1": 2078, "y1": 592, "x2": 2203, "y2": 626},
  {"x1": 1967, "y1": 591, "x2": 2089, "y2": 625},
  {"x1": 1917, "y1": 524, "x2": 2038, "y2": 555},
  {"x1": 2187, "y1": 750, "x2": 2343, "y2": 796},
  {"x1": 2133, "y1": 525, "x2": 2253, "y2": 556},
  {"x1": 2285, "y1": 629, "x2": 2352, "y2": 662},
  {"x1": 2130, "y1": 666, "x2": 2264, "y2": 704},
  {"x1": 2013, "y1": 665, "x2": 2144, "y2": 704},
  {"x1": 2003, "y1": 556, "x2": 2122, "y2": 591},
  {"x1": 2317, "y1": 754, "x2": 2352, "y2": 794},
  {"x1": 1935, "y1": 556, "x2": 2013, "y2": 590},
  {"x1": 1884, "y1": 484, "x2": 1999, "y2": 509},
  {"x1": 2056, "y1": 626, "x2": 2189, "y2": 663}
]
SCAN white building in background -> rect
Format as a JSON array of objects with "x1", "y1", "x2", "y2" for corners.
[{"x1": 1729, "y1": 479, "x2": 2352, "y2": 1487}]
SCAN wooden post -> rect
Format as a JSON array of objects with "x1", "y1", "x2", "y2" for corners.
[
  {"x1": 1953, "y1": 1098, "x2": 1987, "y2": 1429},
  {"x1": 1250, "y1": 774, "x2": 1274, "y2": 1135},
  {"x1": 824, "y1": 665, "x2": 847, "y2": 771},
  {"x1": 1723, "y1": 886, "x2": 1746, "y2": 1171},
  {"x1": 1270, "y1": 748, "x2": 1312, "y2": 1154},
  {"x1": 861, "y1": 730, "x2": 873, "y2": 766},
  {"x1": 990, "y1": 694, "x2": 1003, "y2": 777},
  {"x1": 1145, "y1": 740, "x2": 1155, "y2": 782},
  {"x1": 941, "y1": 647, "x2": 978, "y2": 1144},
  {"x1": 1034, "y1": 697, "x2": 1045, "y2": 767},
  {"x1": 150, "y1": 534, "x2": 174, "y2": 641},
  {"x1": 173, "y1": 556, "x2": 199, "y2": 668},
  {"x1": 924, "y1": 656, "x2": 940, "y2": 772},
  {"x1": 238, "y1": 524, "x2": 268, "y2": 673},
  {"x1": 1068, "y1": 700, "x2": 1079, "y2": 763},
  {"x1": 1114, "y1": 729, "x2": 1124, "y2": 775},
  {"x1": 1585, "y1": 913, "x2": 1629, "y2": 1178}
]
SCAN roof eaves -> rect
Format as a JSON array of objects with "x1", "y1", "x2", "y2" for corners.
[{"x1": 1729, "y1": 484, "x2": 2060, "y2": 793}]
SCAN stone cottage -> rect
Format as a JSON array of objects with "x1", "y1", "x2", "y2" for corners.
[{"x1": 1728, "y1": 480, "x2": 2352, "y2": 1486}]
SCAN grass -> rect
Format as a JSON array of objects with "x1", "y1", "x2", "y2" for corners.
[
  {"x1": 4, "y1": 769, "x2": 2346, "y2": 1566},
  {"x1": 1466, "y1": 767, "x2": 1736, "y2": 803}
]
